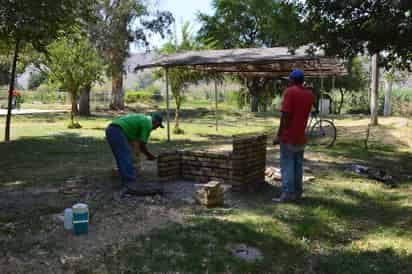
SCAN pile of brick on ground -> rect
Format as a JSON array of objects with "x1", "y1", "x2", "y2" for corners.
[
  {"x1": 158, "y1": 134, "x2": 267, "y2": 190},
  {"x1": 194, "y1": 181, "x2": 224, "y2": 207}
]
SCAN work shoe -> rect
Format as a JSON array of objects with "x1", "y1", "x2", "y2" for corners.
[
  {"x1": 125, "y1": 183, "x2": 164, "y2": 196},
  {"x1": 113, "y1": 187, "x2": 129, "y2": 201},
  {"x1": 272, "y1": 193, "x2": 297, "y2": 203}
]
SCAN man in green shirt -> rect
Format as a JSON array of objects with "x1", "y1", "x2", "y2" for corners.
[{"x1": 106, "y1": 113, "x2": 164, "y2": 196}]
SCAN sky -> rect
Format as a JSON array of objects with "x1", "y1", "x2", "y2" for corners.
[{"x1": 131, "y1": 0, "x2": 214, "y2": 53}]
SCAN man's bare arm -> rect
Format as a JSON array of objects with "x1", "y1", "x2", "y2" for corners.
[
  {"x1": 136, "y1": 140, "x2": 156, "y2": 161},
  {"x1": 273, "y1": 112, "x2": 290, "y2": 145}
]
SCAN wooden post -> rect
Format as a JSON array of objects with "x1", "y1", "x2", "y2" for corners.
[
  {"x1": 320, "y1": 77, "x2": 324, "y2": 118},
  {"x1": 165, "y1": 67, "x2": 171, "y2": 142},
  {"x1": 215, "y1": 80, "x2": 218, "y2": 131},
  {"x1": 384, "y1": 68, "x2": 394, "y2": 117},
  {"x1": 5, "y1": 39, "x2": 19, "y2": 142},
  {"x1": 244, "y1": 78, "x2": 248, "y2": 126},
  {"x1": 370, "y1": 53, "x2": 379, "y2": 126},
  {"x1": 332, "y1": 76, "x2": 336, "y2": 117}
]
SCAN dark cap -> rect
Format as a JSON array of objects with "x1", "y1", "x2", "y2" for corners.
[{"x1": 151, "y1": 113, "x2": 164, "y2": 128}]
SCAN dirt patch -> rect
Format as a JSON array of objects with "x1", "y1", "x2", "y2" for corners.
[
  {"x1": 0, "y1": 177, "x2": 192, "y2": 274},
  {"x1": 0, "y1": 173, "x2": 243, "y2": 274}
]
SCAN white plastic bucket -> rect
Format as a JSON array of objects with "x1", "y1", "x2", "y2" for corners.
[{"x1": 64, "y1": 208, "x2": 73, "y2": 230}]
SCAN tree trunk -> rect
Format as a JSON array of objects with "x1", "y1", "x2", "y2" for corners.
[
  {"x1": 79, "y1": 83, "x2": 91, "y2": 116},
  {"x1": 175, "y1": 104, "x2": 180, "y2": 129},
  {"x1": 250, "y1": 94, "x2": 259, "y2": 112},
  {"x1": 338, "y1": 88, "x2": 345, "y2": 114},
  {"x1": 70, "y1": 92, "x2": 76, "y2": 125},
  {"x1": 384, "y1": 75, "x2": 393, "y2": 117},
  {"x1": 72, "y1": 97, "x2": 79, "y2": 115},
  {"x1": 370, "y1": 53, "x2": 379, "y2": 126},
  {"x1": 5, "y1": 39, "x2": 19, "y2": 142},
  {"x1": 110, "y1": 68, "x2": 124, "y2": 110},
  {"x1": 245, "y1": 77, "x2": 264, "y2": 113}
]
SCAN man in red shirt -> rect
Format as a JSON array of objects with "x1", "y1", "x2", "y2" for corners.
[{"x1": 273, "y1": 69, "x2": 314, "y2": 202}]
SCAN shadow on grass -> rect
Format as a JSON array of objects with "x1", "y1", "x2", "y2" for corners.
[
  {"x1": 8, "y1": 113, "x2": 70, "y2": 123},
  {"x1": 99, "y1": 214, "x2": 412, "y2": 274},
  {"x1": 153, "y1": 107, "x2": 214, "y2": 120},
  {"x1": 0, "y1": 133, "x2": 112, "y2": 188},
  {"x1": 224, "y1": 174, "x2": 412, "y2": 248},
  {"x1": 0, "y1": 131, "x2": 232, "y2": 188},
  {"x1": 268, "y1": 186, "x2": 411, "y2": 244},
  {"x1": 318, "y1": 247, "x2": 412, "y2": 274},
  {"x1": 102, "y1": 217, "x2": 306, "y2": 274},
  {"x1": 314, "y1": 138, "x2": 412, "y2": 174}
]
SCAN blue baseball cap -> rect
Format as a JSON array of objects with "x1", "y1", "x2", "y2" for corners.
[{"x1": 289, "y1": 69, "x2": 304, "y2": 82}]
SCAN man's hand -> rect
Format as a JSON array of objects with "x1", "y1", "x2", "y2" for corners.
[
  {"x1": 138, "y1": 141, "x2": 156, "y2": 161},
  {"x1": 273, "y1": 136, "x2": 280, "y2": 145},
  {"x1": 146, "y1": 154, "x2": 156, "y2": 161}
]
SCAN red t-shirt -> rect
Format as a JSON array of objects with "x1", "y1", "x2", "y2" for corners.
[{"x1": 280, "y1": 84, "x2": 314, "y2": 145}]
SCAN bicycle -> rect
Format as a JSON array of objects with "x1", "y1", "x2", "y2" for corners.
[{"x1": 306, "y1": 111, "x2": 337, "y2": 147}]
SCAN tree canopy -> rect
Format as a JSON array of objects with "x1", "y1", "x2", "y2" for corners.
[
  {"x1": 90, "y1": 0, "x2": 173, "y2": 110},
  {"x1": 198, "y1": 0, "x2": 304, "y2": 49},
  {"x1": 298, "y1": 0, "x2": 412, "y2": 125},
  {"x1": 0, "y1": 0, "x2": 95, "y2": 141},
  {"x1": 300, "y1": 0, "x2": 412, "y2": 65},
  {"x1": 0, "y1": 0, "x2": 94, "y2": 53},
  {"x1": 45, "y1": 33, "x2": 104, "y2": 127}
]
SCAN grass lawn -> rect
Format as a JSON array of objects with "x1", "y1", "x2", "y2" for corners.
[{"x1": 1, "y1": 103, "x2": 412, "y2": 274}]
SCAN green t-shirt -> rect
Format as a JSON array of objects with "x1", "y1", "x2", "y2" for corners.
[{"x1": 111, "y1": 114, "x2": 152, "y2": 143}]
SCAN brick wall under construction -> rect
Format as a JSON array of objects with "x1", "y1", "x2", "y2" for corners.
[{"x1": 157, "y1": 134, "x2": 267, "y2": 188}]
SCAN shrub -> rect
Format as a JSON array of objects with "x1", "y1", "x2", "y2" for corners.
[
  {"x1": 224, "y1": 90, "x2": 239, "y2": 106},
  {"x1": 125, "y1": 85, "x2": 164, "y2": 103},
  {"x1": 146, "y1": 85, "x2": 163, "y2": 101},
  {"x1": 37, "y1": 83, "x2": 55, "y2": 93},
  {"x1": 22, "y1": 84, "x2": 66, "y2": 104},
  {"x1": 380, "y1": 88, "x2": 412, "y2": 116},
  {"x1": 173, "y1": 127, "x2": 185, "y2": 134},
  {"x1": 344, "y1": 91, "x2": 370, "y2": 114},
  {"x1": 124, "y1": 90, "x2": 154, "y2": 103},
  {"x1": 145, "y1": 85, "x2": 161, "y2": 94},
  {"x1": 68, "y1": 122, "x2": 82, "y2": 129}
]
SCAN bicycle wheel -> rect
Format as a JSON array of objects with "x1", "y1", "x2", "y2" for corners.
[{"x1": 307, "y1": 119, "x2": 336, "y2": 147}]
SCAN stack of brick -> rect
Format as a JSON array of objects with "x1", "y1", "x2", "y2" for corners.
[
  {"x1": 181, "y1": 151, "x2": 232, "y2": 183},
  {"x1": 157, "y1": 134, "x2": 267, "y2": 190},
  {"x1": 194, "y1": 181, "x2": 224, "y2": 207},
  {"x1": 157, "y1": 151, "x2": 181, "y2": 181},
  {"x1": 231, "y1": 134, "x2": 267, "y2": 188}
]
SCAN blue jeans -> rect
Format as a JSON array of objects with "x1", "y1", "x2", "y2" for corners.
[
  {"x1": 106, "y1": 125, "x2": 137, "y2": 187},
  {"x1": 280, "y1": 143, "x2": 304, "y2": 196}
]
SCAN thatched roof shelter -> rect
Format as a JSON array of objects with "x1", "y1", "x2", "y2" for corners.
[
  {"x1": 134, "y1": 47, "x2": 347, "y2": 77},
  {"x1": 133, "y1": 47, "x2": 347, "y2": 141}
]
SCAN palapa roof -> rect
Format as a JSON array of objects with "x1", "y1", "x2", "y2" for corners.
[{"x1": 134, "y1": 47, "x2": 347, "y2": 77}]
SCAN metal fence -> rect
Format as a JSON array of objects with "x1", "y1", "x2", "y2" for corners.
[{"x1": 0, "y1": 89, "x2": 113, "y2": 111}]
